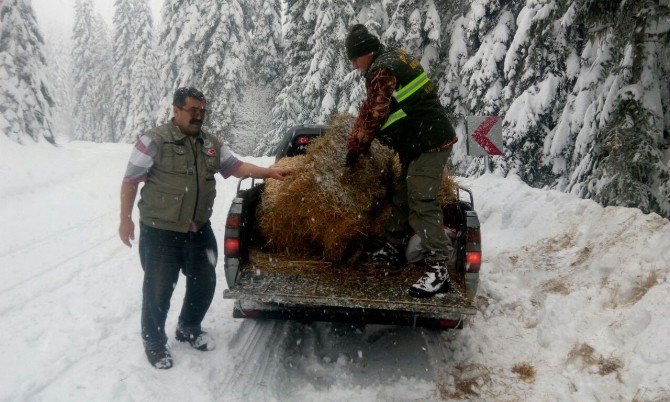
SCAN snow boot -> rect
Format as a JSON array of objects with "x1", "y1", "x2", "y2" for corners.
[
  {"x1": 368, "y1": 241, "x2": 406, "y2": 274},
  {"x1": 408, "y1": 257, "x2": 451, "y2": 298},
  {"x1": 176, "y1": 327, "x2": 216, "y2": 351},
  {"x1": 145, "y1": 346, "x2": 173, "y2": 369}
]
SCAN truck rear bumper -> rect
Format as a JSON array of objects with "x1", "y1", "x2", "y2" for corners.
[
  {"x1": 230, "y1": 299, "x2": 467, "y2": 330},
  {"x1": 223, "y1": 251, "x2": 477, "y2": 330}
]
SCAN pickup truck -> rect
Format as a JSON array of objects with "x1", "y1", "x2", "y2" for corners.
[{"x1": 222, "y1": 125, "x2": 482, "y2": 330}]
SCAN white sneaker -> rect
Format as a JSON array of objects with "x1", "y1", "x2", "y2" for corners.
[{"x1": 408, "y1": 258, "x2": 451, "y2": 298}]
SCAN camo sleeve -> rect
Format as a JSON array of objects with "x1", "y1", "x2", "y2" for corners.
[{"x1": 348, "y1": 68, "x2": 397, "y2": 155}]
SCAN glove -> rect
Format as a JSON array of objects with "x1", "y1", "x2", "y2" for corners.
[{"x1": 345, "y1": 151, "x2": 359, "y2": 168}]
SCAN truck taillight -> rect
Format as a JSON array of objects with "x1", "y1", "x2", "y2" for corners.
[
  {"x1": 466, "y1": 251, "x2": 481, "y2": 272},
  {"x1": 224, "y1": 238, "x2": 240, "y2": 258}
]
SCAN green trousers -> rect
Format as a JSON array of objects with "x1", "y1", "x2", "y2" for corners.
[{"x1": 385, "y1": 149, "x2": 455, "y2": 263}]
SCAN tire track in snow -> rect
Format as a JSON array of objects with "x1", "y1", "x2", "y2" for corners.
[
  {"x1": 223, "y1": 319, "x2": 293, "y2": 400},
  {"x1": 0, "y1": 232, "x2": 120, "y2": 315},
  {"x1": 0, "y1": 210, "x2": 115, "y2": 259}
]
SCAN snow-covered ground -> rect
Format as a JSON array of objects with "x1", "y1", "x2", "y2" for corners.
[{"x1": 1, "y1": 138, "x2": 669, "y2": 401}]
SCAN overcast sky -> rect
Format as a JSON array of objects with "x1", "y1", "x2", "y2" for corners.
[{"x1": 32, "y1": 0, "x2": 164, "y2": 33}]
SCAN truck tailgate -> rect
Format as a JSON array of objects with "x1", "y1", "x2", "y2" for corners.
[{"x1": 223, "y1": 251, "x2": 476, "y2": 317}]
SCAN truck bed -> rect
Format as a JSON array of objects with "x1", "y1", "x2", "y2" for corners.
[{"x1": 223, "y1": 249, "x2": 476, "y2": 317}]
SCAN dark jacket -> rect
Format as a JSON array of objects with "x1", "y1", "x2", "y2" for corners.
[{"x1": 365, "y1": 47, "x2": 456, "y2": 164}]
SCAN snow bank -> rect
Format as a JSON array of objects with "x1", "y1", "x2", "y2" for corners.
[{"x1": 454, "y1": 173, "x2": 670, "y2": 400}]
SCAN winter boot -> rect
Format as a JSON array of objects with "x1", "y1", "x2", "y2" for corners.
[
  {"x1": 145, "y1": 346, "x2": 173, "y2": 369},
  {"x1": 408, "y1": 257, "x2": 451, "y2": 298},
  {"x1": 368, "y1": 241, "x2": 406, "y2": 274},
  {"x1": 176, "y1": 326, "x2": 216, "y2": 351}
]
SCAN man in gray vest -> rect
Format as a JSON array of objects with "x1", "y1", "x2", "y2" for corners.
[
  {"x1": 344, "y1": 25, "x2": 457, "y2": 298},
  {"x1": 118, "y1": 87, "x2": 293, "y2": 369}
]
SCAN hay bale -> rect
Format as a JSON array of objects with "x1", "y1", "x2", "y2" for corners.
[
  {"x1": 439, "y1": 172, "x2": 459, "y2": 206},
  {"x1": 257, "y1": 113, "x2": 397, "y2": 261},
  {"x1": 258, "y1": 113, "x2": 462, "y2": 262}
]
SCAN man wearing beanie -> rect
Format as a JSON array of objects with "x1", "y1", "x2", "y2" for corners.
[{"x1": 344, "y1": 24, "x2": 458, "y2": 298}]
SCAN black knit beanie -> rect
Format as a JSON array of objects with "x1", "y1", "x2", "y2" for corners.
[{"x1": 345, "y1": 24, "x2": 381, "y2": 59}]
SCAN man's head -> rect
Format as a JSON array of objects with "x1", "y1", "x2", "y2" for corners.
[
  {"x1": 172, "y1": 87, "x2": 206, "y2": 136},
  {"x1": 345, "y1": 24, "x2": 381, "y2": 73}
]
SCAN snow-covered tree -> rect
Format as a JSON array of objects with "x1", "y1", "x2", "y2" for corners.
[
  {"x1": 245, "y1": 0, "x2": 670, "y2": 217},
  {"x1": 0, "y1": 0, "x2": 55, "y2": 144},
  {"x1": 156, "y1": 1, "x2": 248, "y2": 144},
  {"x1": 382, "y1": 0, "x2": 441, "y2": 67},
  {"x1": 254, "y1": 0, "x2": 314, "y2": 155},
  {"x1": 354, "y1": 0, "x2": 387, "y2": 37},
  {"x1": 501, "y1": 0, "x2": 575, "y2": 186},
  {"x1": 248, "y1": 0, "x2": 283, "y2": 86},
  {"x1": 111, "y1": 0, "x2": 135, "y2": 140},
  {"x1": 112, "y1": 0, "x2": 159, "y2": 142},
  {"x1": 300, "y1": 0, "x2": 355, "y2": 122},
  {"x1": 72, "y1": 0, "x2": 113, "y2": 142},
  {"x1": 127, "y1": 0, "x2": 159, "y2": 139},
  {"x1": 43, "y1": 24, "x2": 75, "y2": 142},
  {"x1": 568, "y1": 0, "x2": 670, "y2": 216},
  {"x1": 155, "y1": 0, "x2": 204, "y2": 122},
  {"x1": 199, "y1": 1, "x2": 249, "y2": 143}
]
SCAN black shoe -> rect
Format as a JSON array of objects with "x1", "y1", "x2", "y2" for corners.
[
  {"x1": 408, "y1": 257, "x2": 451, "y2": 298},
  {"x1": 368, "y1": 241, "x2": 406, "y2": 274},
  {"x1": 176, "y1": 327, "x2": 215, "y2": 351},
  {"x1": 145, "y1": 346, "x2": 173, "y2": 369}
]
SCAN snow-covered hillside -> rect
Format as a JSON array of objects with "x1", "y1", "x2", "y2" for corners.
[{"x1": 0, "y1": 139, "x2": 668, "y2": 401}]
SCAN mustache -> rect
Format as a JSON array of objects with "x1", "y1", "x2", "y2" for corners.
[{"x1": 190, "y1": 119, "x2": 203, "y2": 125}]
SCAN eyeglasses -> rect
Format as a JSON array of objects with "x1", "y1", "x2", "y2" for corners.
[{"x1": 179, "y1": 106, "x2": 207, "y2": 116}]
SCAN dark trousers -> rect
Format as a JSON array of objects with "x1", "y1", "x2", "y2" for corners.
[
  {"x1": 139, "y1": 222, "x2": 217, "y2": 351},
  {"x1": 385, "y1": 150, "x2": 455, "y2": 263}
]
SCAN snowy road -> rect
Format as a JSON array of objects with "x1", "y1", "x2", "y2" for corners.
[{"x1": 1, "y1": 139, "x2": 669, "y2": 401}]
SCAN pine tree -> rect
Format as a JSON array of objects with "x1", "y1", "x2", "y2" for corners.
[
  {"x1": 382, "y1": 0, "x2": 440, "y2": 66},
  {"x1": 71, "y1": 0, "x2": 114, "y2": 142},
  {"x1": 155, "y1": 0, "x2": 204, "y2": 122},
  {"x1": 199, "y1": 1, "x2": 249, "y2": 143},
  {"x1": 249, "y1": 0, "x2": 283, "y2": 86},
  {"x1": 254, "y1": 0, "x2": 314, "y2": 156},
  {"x1": 501, "y1": 0, "x2": 575, "y2": 186},
  {"x1": 573, "y1": 0, "x2": 670, "y2": 217},
  {"x1": 113, "y1": 0, "x2": 159, "y2": 142},
  {"x1": 357, "y1": 0, "x2": 387, "y2": 37},
  {"x1": 300, "y1": 0, "x2": 355, "y2": 122},
  {"x1": 590, "y1": 98, "x2": 669, "y2": 215},
  {"x1": 435, "y1": 0, "x2": 507, "y2": 173},
  {"x1": 90, "y1": 13, "x2": 114, "y2": 142},
  {"x1": 111, "y1": 0, "x2": 135, "y2": 140},
  {"x1": 43, "y1": 24, "x2": 75, "y2": 142},
  {"x1": 0, "y1": 0, "x2": 55, "y2": 144}
]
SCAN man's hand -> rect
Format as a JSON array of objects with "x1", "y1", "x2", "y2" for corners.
[
  {"x1": 119, "y1": 218, "x2": 135, "y2": 248},
  {"x1": 345, "y1": 151, "x2": 359, "y2": 168},
  {"x1": 266, "y1": 167, "x2": 294, "y2": 181}
]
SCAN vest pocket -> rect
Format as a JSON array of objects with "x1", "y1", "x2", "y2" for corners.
[
  {"x1": 169, "y1": 145, "x2": 189, "y2": 173},
  {"x1": 142, "y1": 190, "x2": 184, "y2": 223}
]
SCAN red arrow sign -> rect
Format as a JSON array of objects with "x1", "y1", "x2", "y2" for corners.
[{"x1": 472, "y1": 116, "x2": 503, "y2": 156}]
